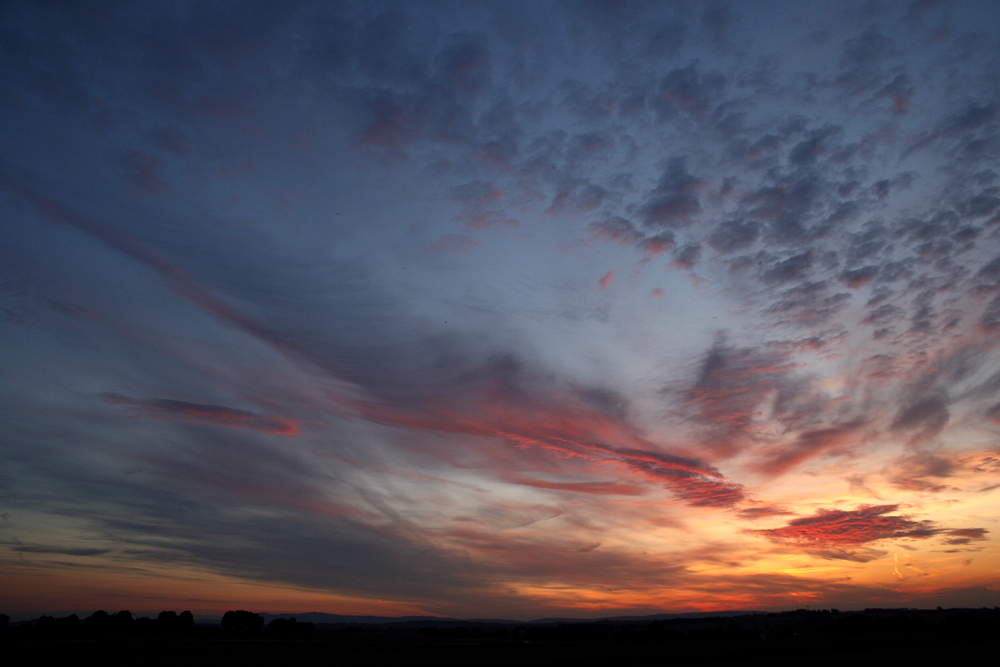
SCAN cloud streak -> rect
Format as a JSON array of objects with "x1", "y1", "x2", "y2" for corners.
[{"x1": 101, "y1": 394, "x2": 299, "y2": 435}]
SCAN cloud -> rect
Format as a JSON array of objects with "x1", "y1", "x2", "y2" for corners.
[
  {"x1": 671, "y1": 244, "x2": 702, "y2": 270},
  {"x1": 426, "y1": 234, "x2": 480, "y2": 255},
  {"x1": 102, "y1": 394, "x2": 299, "y2": 435},
  {"x1": 7, "y1": 543, "x2": 112, "y2": 557},
  {"x1": 682, "y1": 336, "x2": 801, "y2": 457},
  {"x1": 641, "y1": 157, "x2": 704, "y2": 228},
  {"x1": 4, "y1": 0, "x2": 1000, "y2": 617},
  {"x1": 751, "y1": 505, "x2": 941, "y2": 552},
  {"x1": 753, "y1": 421, "x2": 866, "y2": 476},
  {"x1": 499, "y1": 473, "x2": 645, "y2": 496},
  {"x1": 942, "y1": 528, "x2": 989, "y2": 545},
  {"x1": 888, "y1": 452, "x2": 956, "y2": 492},
  {"x1": 434, "y1": 31, "x2": 491, "y2": 93},
  {"x1": 891, "y1": 394, "x2": 950, "y2": 444},
  {"x1": 589, "y1": 217, "x2": 643, "y2": 246},
  {"x1": 736, "y1": 504, "x2": 794, "y2": 521},
  {"x1": 121, "y1": 151, "x2": 169, "y2": 195},
  {"x1": 707, "y1": 220, "x2": 759, "y2": 254}
]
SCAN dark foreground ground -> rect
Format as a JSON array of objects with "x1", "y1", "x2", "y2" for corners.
[{"x1": 5, "y1": 608, "x2": 998, "y2": 666}]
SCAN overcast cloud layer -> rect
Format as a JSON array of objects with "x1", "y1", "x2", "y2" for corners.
[{"x1": 2, "y1": 0, "x2": 999, "y2": 619}]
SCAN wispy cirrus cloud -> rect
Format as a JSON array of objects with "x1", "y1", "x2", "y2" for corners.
[{"x1": 102, "y1": 394, "x2": 299, "y2": 435}]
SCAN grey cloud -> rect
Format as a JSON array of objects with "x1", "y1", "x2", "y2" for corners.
[
  {"x1": 7, "y1": 543, "x2": 112, "y2": 557},
  {"x1": 701, "y1": 2, "x2": 736, "y2": 44},
  {"x1": 641, "y1": 157, "x2": 703, "y2": 228},
  {"x1": 835, "y1": 31, "x2": 899, "y2": 95},
  {"x1": 434, "y1": 31, "x2": 491, "y2": 93},
  {"x1": 840, "y1": 265, "x2": 880, "y2": 288},
  {"x1": 589, "y1": 217, "x2": 643, "y2": 245},
  {"x1": 789, "y1": 127, "x2": 842, "y2": 166},
  {"x1": 742, "y1": 177, "x2": 823, "y2": 245},
  {"x1": 654, "y1": 63, "x2": 726, "y2": 120},
  {"x1": 560, "y1": 81, "x2": 615, "y2": 122},
  {"x1": 707, "y1": 219, "x2": 759, "y2": 254},
  {"x1": 767, "y1": 281, "x2": 852, "y2": 326},
  {"x1": 681, "y1": 337, "x2": 800, "y2": 457},
  {"x1": 761, "y1": 252, "x2": 814, "y2": 284},
  {"x1": 889, "y1": 452, "x2": 957, "y2": 492},
  {"x1": 673, "y1": 244, "x2": 702, "y2": 270},
  {"x1": 980, "y1": 294, "x2": 1000, "y2": 331}
]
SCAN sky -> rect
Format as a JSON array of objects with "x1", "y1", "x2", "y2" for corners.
[{"x1": 1, "y1": 0, "x2": 999, "y2": 621}]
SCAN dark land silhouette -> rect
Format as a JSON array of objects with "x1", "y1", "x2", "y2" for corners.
[{"x1": 2, "y1": 607, "x2": 997, "y2": 665}]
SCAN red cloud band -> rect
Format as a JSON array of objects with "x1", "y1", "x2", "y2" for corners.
[{"x1": 752, "y1": 504, "x2": 939, "y2": 548}]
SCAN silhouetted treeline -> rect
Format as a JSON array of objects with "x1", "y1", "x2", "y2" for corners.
[
  {"x1": 312, "y1": 607, "x2": 1000, "y2": 644},
  {"x1": 2, "y1": 606, "x2": 997, "y2": 644},
  {"x1": 267, "y1": 617, "x2": 315, "y2": 637},
  {"x1": 2, "y1": 609, "x2": 194, "y2": 639},
  {"x1": 221, "y1": 610, "x2": 264, "y2": 631}
]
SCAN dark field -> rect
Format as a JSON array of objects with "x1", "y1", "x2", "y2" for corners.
[{"x1": 4, "y1": 608, "x2": 997, "y2": 666}]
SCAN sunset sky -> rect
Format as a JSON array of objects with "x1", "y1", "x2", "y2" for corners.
[{"x1": 2, "y1": 0, "x2": 999, "y2": 620}]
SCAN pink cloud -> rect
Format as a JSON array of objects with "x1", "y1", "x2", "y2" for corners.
[{"x1": 599, "y1": 271, "x2": 614, "y2": 291}]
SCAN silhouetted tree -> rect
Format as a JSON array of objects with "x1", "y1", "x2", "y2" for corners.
[
  {"x1": 221, "y1": 610, "x2": 263, "y2": 631},
  {"x1": 155, "y1": 610, "x2": 194, "y2": 634},
  {"x1": 111, "y1": 610, "x2": 133, "y2": 630},
  {"x1": 0, "y1": 614, "x2": 9, "y2": 630},
  {"x1": 83, "y1": 610, "x2": 111, "y2": 632}
]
